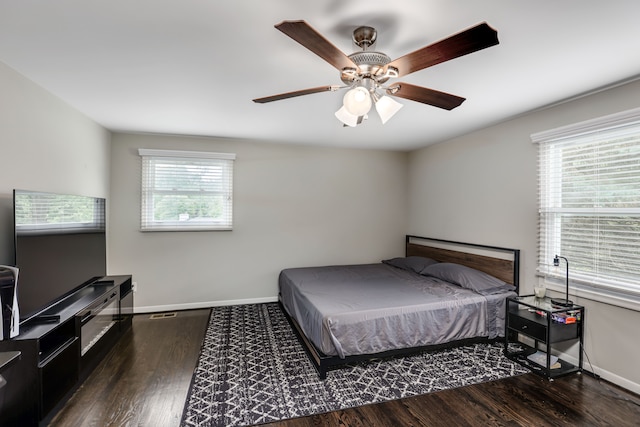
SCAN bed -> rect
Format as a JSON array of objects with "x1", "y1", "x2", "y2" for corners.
[{"x1": 278, "y1": 235, "x2": 520, "y2": 379}]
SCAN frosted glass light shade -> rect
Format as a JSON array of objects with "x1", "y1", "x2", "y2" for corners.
[
  {"x1": 375, "y1": 95, "x2": 403, "y2": 124},
  {"x1": 335, "y1": 106, "x2": 359, "y2": 127},
  {"x1": 343, "y1": 87, "x2": 372, "y2": 116}
]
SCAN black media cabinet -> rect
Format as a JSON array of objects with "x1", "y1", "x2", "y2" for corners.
[{"x1": 0, "y1": 275, "x2": 133, "y2": 426}]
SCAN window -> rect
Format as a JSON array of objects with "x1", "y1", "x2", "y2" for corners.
[
  {"x1": 138, "y1": 149, "x2": 235, "y2": 231},
  {"x1": 532, "y1": 107, "x2": 640, "y2": 303}
]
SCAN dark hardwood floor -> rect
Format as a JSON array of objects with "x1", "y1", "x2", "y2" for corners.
[
  {"x1": 49, "y1": 308, "x2": 640, "y2": 427},
  {"x1": 49, "y1": 309, "x2": 211, "y2": 427},
  {"x1": 265, "y1": 373, "x2": 640, "y2": 427}
]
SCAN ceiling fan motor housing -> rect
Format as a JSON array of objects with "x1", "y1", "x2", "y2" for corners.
[
  {"x1": 342, "y1": 55, "x2": 393, "y2": 88},
  {"x1": 340, "y1": 26, "x2": 393, "y2": 86}
]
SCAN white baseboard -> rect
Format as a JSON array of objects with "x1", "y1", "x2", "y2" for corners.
[
  {"x1": 559, "y1": 353, "x2": 640, "y2": 395},
  {"x1": 594, "y1": 367, "x2": 640, "y2": 395},
  {"x1": 132, "y1": 296, "x2": 279, "y2": 314}
]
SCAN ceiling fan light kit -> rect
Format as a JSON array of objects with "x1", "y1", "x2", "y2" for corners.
[
  {"x1": 253, "y1": 20, "x2": 499, "y2": 127},
  {"x1": 335, "y1": 92, "x2": 403, "y2": 128},
  {"x1": 374, "y1": 94, "x2": 403, "y2": 125},
  {"x1": 343, "y1": 86, "x2": 372, "y2": 116},
  {"x1": 334, "y1": 105, "x2": 361, "y2": 127}
]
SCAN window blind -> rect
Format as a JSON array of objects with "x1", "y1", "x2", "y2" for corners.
[
  {"x1": 533, "y1": 108, "x2": 640, "y2": 297},
  {"x1": 138, "y1": 149, "x2": 235, "y2": 231}
]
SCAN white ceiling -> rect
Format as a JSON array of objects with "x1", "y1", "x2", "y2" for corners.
[{"x1": 1, "y1": 1, "x2": 639, "y2": 151}]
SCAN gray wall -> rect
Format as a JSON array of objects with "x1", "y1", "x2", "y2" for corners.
[
  {"x1": 0, "y1": 61, "x2": 111, "y2": 265},
  {"x1": 108, "y1": 133, "x2": 408, "y2": 311},
  {"x1": 407, "y1": 78, "x2": 640, "y2": 393}
]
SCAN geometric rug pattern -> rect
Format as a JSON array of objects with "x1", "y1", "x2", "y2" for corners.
[{"x1": 181, "y1": 303, "x2": 528, "y2": 427}]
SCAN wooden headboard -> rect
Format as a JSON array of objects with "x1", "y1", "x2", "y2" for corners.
[{"x1": 405, "y1": 235, "x2": 520, "y2": 292}]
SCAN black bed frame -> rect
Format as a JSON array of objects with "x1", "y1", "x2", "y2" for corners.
[{"x1": 279, "y1": 235, "x2": 521, "y2": 379}]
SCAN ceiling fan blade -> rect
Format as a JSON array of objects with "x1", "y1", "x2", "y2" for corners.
[
  {"x1": 386, "y1": 22, "x2": 498, "y2": 77},
  {"x1": 387, "y1": 83, "x2": 465, "y2": 110},
  {"x1": 275, "y1": 20, "x2": 359, "y2": 72},
  {"x1": 253, "y1": 85, "x2": 340, "y2": 103}
]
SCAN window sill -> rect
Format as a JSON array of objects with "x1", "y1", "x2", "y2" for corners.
[
  {"x1": 140, "y1": 227, "x2": 233, "y2": 232},
  {"x1": 543, "y1": 280, "x2": 640, "y2": 313}
]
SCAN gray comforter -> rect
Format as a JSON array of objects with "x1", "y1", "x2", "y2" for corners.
[{"x1": 279, "y1": 263, "x2": 514, "y2": 358}]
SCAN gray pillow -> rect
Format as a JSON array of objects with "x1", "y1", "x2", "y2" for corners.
[
  {"x1": 382, "y1": 256, "x2": 439, "y2": 274},
  {"x1": 420, "y1": 262, "x2": 514, "y2": 295}
]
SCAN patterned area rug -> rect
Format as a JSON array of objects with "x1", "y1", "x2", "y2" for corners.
[{"x1": 181, "y1": 303, "x2": 528, "y2": 427}]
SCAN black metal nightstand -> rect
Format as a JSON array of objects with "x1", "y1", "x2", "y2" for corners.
[{"x1": 504, "y1": 295, "x2": 584, "y2": 379}]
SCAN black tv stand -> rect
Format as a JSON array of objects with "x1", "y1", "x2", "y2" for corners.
[
  {"x1": 0, "y1": 275, "x2": 133, "y2": 427},
  {"x1": 30, "y1": 314, "x2": 61, "y2": 324},
  {"x1": 93, "y1": 278, "x2": 115, "y2": 285}
]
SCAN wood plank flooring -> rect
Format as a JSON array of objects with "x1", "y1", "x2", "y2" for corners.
[
  {"x1": 49, "y1": 308, "x2": 640, "y2": 427},
  {"x1": 265, "y1": 373, "x2": 640, "y2": 427},
  {"x1": 49, "y1": 309, "x2": 211, "y2": 427}
]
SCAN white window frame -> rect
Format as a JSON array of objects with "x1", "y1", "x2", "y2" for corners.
[
  {"x1": 138, "y1": 149, "x2": 235, "y2": 231},
  {"x1": 532, "y1": 107, "x2": 640, "y2": 310}
]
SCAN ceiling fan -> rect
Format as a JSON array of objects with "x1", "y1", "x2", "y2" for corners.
[{"x1": 253, "y1": 20, "x2": 499, "y2": 127}]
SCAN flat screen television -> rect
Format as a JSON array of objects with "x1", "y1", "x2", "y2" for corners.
[{"x1": 13, "y1": 190, "x2": 107, "y2": 324}]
